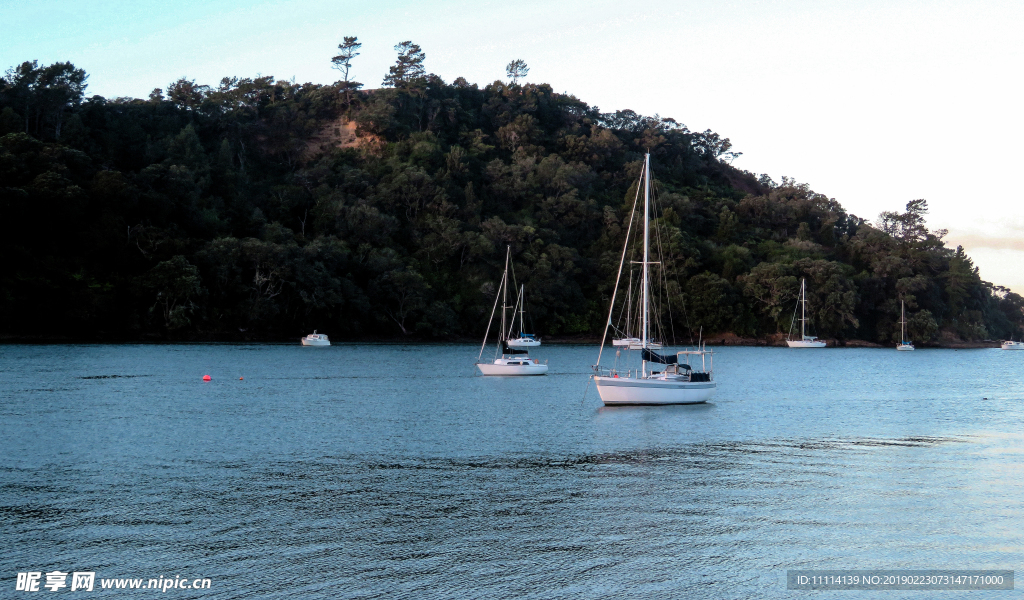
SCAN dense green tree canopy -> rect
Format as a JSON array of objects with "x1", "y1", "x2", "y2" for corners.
[{"x1": 1, "y1": 52, "x2": 1020, "y2": 343}]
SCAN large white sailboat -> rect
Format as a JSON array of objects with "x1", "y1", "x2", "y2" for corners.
[
  {"x1": 476, "y1": 247, "x2": 548, "y2": 376},
  {"x1": 786, "y1": 278, "x2": 826, "y2": 348},
  {"x1": 592, "y1": 153, "x2": 716, "y2": 405},
  {"x1": 896, "y1": 300, "x2": 914, "y2": 351}
]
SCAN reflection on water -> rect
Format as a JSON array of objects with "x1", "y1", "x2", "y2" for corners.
[{"x1": 1, "y1": 344, "x2": 1023, "y2": 599}]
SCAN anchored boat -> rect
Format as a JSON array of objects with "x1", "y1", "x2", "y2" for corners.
[
  {"x1": 610, "y1": 271, "x2": 661, "y2": 350},
  {"x1": 786, "y1": 279, "x2": 826, "y2": 348},
  {"x1": 505, "y1": 285, "x2": 542, "y2": 349},
  {"x1": 591, "y1": 153, "x2": 716, "y2": 405},
  {"x1": 301, "y1": 330, "x2": 330, "y2": 346},
  {"x1": 896, "y1": 300, "x2": 914, "y2": 351},
  {"x1": 476, "y1": 247, "x2": 548, "y2": 376}
]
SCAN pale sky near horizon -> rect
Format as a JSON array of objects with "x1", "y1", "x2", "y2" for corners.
[{"x1": 4, "y1": 0, "x2": 1023, "y2": 291}]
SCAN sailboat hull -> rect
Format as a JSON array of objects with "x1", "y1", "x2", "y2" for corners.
[
  {"x1": 786, "y1": 340, "x2": 826, "y2": 348},
  {"x1": 594, "y1": 376, "x2": 716, "y2": 405},
  {"x1": 477, "y1": 361, "x2": 548, "y2": 376},
  {"x1": 896, "y1": 344, "x2": 915, "y2": 351}
]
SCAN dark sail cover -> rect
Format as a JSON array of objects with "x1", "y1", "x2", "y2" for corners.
[
  {"x1": 503, "y1": 342, "x2": 528, "y2": 355},
  {"x1": 641, "y1": 348, "x2": 677, "y2": 364}
]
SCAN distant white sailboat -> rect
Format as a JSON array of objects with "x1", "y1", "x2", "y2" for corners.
[
  {"x1": 611, "y1": 337, "x2": 662, "y2": 350},
  {"x1": 592, "y1": 153, "x2": 716, "y2": 405},
  {"x1": 611, "y1": 268, "x2": 661, "y2": 349},
  {"x1": 786, "y1": 279, "x2": 826, "y2": 348},
  {"x1": 1001, "y1": 340, "x2": 1024, "y2": 350},
  {"x1": 896, "y1": 300, "x2": 914, "y2": 351},
  {"x1": 476, "y1": 247, "x2": 548, "y2": 376},
  {"x1": 505, "y1": 285, "x2": 541, "y2": 348}
]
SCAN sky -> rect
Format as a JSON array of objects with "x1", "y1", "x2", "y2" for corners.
[{"x1": 4, "y1": 0, "x2": 1023, "y2": 290}]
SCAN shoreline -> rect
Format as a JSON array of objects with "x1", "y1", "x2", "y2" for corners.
[{"x1": 0, "y1": 333, "x2": 1004, "y2": 349}]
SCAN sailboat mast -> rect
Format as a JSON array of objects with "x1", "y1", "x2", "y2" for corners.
[
  {"x1": 642, "y1": 153, "x2": 651, "y2": 374},
  {"x1": 625, "y1": 272, "x2": 632, "y2": 339},
  {"x1": 901, "y1": 300, "x2": 906, "y2": 341},
  {"x1": 801, "y1": 278, "x2": 806, "y2": 339},
  {"x1": 519, "y1": 285, "x2": 525, "y2": 335},
  {"x1": 501, "y1": 246, "x2": 509, "y2": 343}
]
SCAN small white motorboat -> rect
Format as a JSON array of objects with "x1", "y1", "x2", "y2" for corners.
[
  {"x1": 301, "y1": 330, "x2": 330, "y2": 346},
  {"x1": 1001, "y1": 340, "x2": 1024, "y2": 350}
]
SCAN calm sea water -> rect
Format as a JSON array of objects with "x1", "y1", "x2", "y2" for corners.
[{"x1": 1, "y1": 343, "x2": 1022, "y2": 599}]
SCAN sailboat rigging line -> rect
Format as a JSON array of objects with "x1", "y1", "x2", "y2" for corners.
[
  {"x1": 788, "y1": 287, "x2": 799, "y2": 339},
  {"x1": 680, "y1": 292, "x2": 695, "y2": 346},
  {"x1": 620, "y1": 235, "x2": 640, "y2": 340},
  {"x1": 508, "y1": 257, "x2": 518, "y2": 301},
  {"x1": 508, "y1": 259, "x2": 538, "y2": 340},
  {"x1": 615, "y1": 205, "x2": 642, "y2": 342},
  {"x1": 649, "y1": 178, "x2": 670, "y2": 347},
  {"x1": 497, "y1": 247, "x2": 512, "y2": 359},
  {"x1": 477, "y1": 250, "x2": 509, "y2": 361},
  {"x1": 595, "y1": 158, "x2": 647, "y2": 368},
  {"x1": 661, "y1": 235, "x2": 673, "y2": 343},
  {"x1": 505, "y1": 289, "x2": 519, "y2": 341},
  {"x1": 612, "y1": 266, "x2": 633, "y2": 339},
  {"x1": 505, "y1": 258, "x2": 530, "y2": 341},
  {"x1": 638, "y1": 165, "x2": 652, "y2": 353},
  {"x1": 504, "y1": 268, "x2": 520, "y2": 342}
]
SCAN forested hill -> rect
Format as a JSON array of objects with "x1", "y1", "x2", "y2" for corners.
[{"x1": 1, "y1": 52, "x2": 1022, "y2": 344}]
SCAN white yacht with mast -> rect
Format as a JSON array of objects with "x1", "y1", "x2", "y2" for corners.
[
  {"x1": 786, "y1": 278, "x2": 826, "y2": 347},
  {"x1": 611, "y1": 271, "x2": 661, "y2": 350},
  {"x1": 476, "y1": 247, "x2": 548, "y2": 376},
  {"x1": 506, "y1": 285, "x2": 541, "y2": 348},
  {"x1": 592, "y1": 153, "x2": 716, "y2": 405},
  {"x1": 896, "y1": 300, "x2": 914, "y2": 351}
]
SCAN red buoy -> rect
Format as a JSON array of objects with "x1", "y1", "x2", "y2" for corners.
[
  {"x1": 203, "y1": 375, "x2": 211, "y2": 381},
  {"x1": 239, "y1": 377, "x2": 243, "y2": 380}
]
